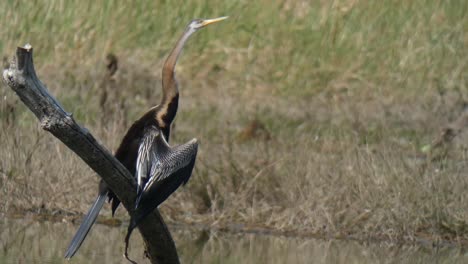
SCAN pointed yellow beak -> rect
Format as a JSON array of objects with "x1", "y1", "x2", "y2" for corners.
[{"x1": 201, "y1": 16, "x2": 229, "y2": 27}]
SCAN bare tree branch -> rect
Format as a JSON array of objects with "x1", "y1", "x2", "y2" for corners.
[{"x1": 2, "y1": 45, "x2": 180, "y2": 264}]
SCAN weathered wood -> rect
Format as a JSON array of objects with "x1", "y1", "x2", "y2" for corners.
[{"x1": 2, "y1": 45, "x2": 180, "y2": 264}]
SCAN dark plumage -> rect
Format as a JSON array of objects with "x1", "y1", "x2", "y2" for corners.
[{"x1": 64, "y1": 16, "x2": 227, "y2": 260}]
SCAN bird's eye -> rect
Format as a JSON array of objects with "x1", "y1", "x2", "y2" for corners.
[{"x1": 190, "y1": 19, "x2": 203, "y2": 27}]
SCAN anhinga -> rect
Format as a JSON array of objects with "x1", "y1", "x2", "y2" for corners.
[{"x1": 64, "y1": 16, "x2": 228, "y2": 259}]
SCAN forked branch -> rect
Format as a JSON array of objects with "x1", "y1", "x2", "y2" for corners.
[{"x1": 2, "y1": 45, "x2": 179, "y2": 264}]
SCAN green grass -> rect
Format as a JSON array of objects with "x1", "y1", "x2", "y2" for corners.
[{"x1": 1, "y1": 0, "x2": 468, "y2": 246}]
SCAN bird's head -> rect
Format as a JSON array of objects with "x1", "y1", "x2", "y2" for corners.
[{"x1": 187, "y1": 16, "x2": 228, "y2": 31}]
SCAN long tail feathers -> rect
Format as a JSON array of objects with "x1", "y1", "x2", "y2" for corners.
[{"x1": 65, "y1": 192, "x2": 107, "y2": 259}]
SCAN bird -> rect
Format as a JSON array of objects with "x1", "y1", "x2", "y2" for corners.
[{"x1": 64, "y1": 16, "x2": 228, "y2": 259}]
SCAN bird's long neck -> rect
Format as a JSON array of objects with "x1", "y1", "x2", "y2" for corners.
[{"x1": 156, "y1": 28, "x2": 196, "y2": 128}]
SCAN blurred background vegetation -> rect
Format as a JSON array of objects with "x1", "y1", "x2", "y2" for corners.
[{"x1": 0, "y1": 0, "x2": 467, "y2": 244}]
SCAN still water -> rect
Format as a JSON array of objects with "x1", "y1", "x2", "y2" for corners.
[{"x1": 1, "y1": 218, "x2": 467, "y2": 264}]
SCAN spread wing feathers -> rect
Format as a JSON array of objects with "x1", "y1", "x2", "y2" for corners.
[
  {"x1": 124, "y1": 155, "x2": 197, "y2": 262},
  {"x1": 125, "y1": 128, "x2": 198, "y2": 258},
  {"x1": 134, "y1": 126, "x2": 198, "y2": 210}
]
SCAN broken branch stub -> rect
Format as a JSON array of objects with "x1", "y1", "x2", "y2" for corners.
[{"x1": 2, "y1": 45, "x2": 180, "y2": 264}]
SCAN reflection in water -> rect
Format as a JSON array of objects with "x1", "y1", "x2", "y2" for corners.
[{"x1": 1, "y1": 218, "x2": 467, "y2": 264}]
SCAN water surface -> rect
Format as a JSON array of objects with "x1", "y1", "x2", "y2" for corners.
[{"x1": 1, "y1": 218, "x2": 467, "y2": 263}]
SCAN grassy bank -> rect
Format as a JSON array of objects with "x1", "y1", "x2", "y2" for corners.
[{"x1": 1, "y1": 0, "x2": 467, "y2": 245}]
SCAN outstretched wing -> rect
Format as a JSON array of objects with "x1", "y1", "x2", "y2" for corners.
[
  {"x1": 124, "y1": 133, "x2": 197, "y2": 262},
  {"x1": 134, "y1": 126, "x2": 198, "y2": 211}
]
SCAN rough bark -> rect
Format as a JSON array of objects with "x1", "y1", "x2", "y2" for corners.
[{"x1": 2, "y1": 45, "x2": 180, "y2": 264}]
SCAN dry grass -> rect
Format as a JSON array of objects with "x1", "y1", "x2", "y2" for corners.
[{"x1": 1, "y1": 0, "x2": 468, "y2": 245}]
